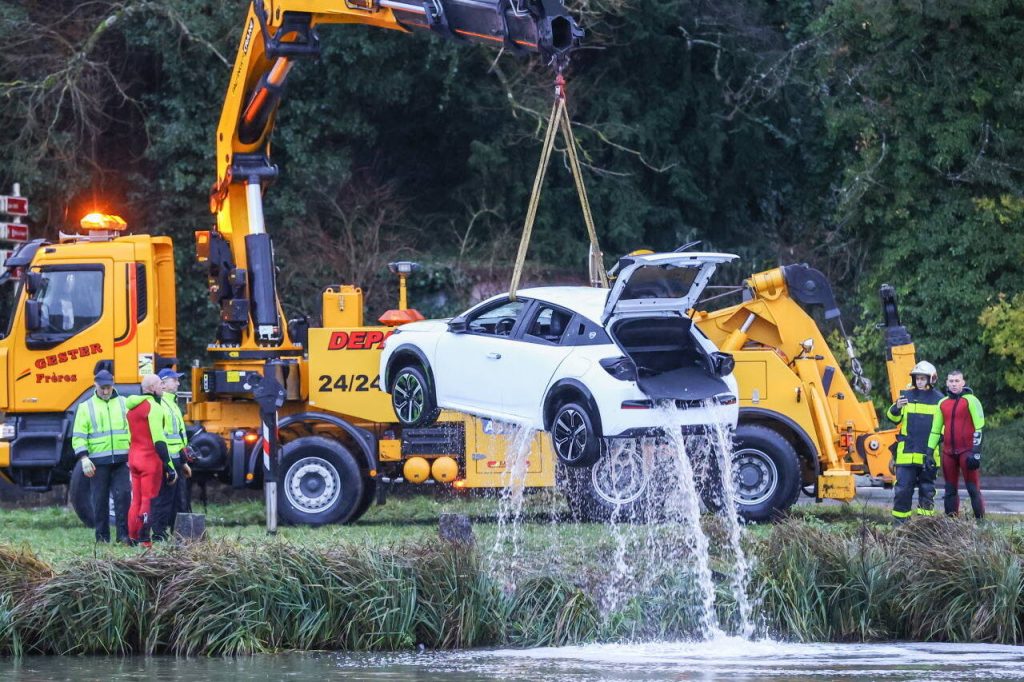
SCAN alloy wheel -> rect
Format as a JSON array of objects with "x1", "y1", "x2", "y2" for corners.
[{"x1": 393, "y1": 371, "x2": 424, "y2": 424}]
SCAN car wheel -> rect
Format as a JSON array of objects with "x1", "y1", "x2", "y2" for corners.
[
  {"x1": 390, "y1": 364, "x2": 440, "y2": 427},
  {"x1": 551, "y1": 401, "x2": 601, "y2": 468},
  {"x1": 279, "y1": 436, "x2": 364, "y2": 526},
  {"x1": 561, "y1": 439, "x2": 652, "y2": 522},
  {"x1": 731, "y1": 423, "x2": 801, "y2": 522}
]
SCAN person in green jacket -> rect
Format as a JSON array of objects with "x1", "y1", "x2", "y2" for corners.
[
  {"x1": 71, "y1": 369, "x2": 130, "y2": 542},
  {"x1": 887, "y1": 361, "x2": 945, "y2": 524},
  {"x1": 151, "y1": 368, "x2": 192, "y2": 540}
]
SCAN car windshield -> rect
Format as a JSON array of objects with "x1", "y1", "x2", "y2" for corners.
[{"x1": 0, "y1": 272, "x2": 22, "y2": 339}]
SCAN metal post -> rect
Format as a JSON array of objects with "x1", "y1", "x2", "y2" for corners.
[{"x1": 251, "y1": 363, "x2": 286, "y2": 534}]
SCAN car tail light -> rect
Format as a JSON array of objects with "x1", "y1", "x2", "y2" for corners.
[
  {"x1": 621, "y1": 399, "x2": 653, "y2": 410},
  {"x1": 711, "y1": 352, "x2": 735, "y2": 376},
  {"x1": 600, "y1": 356, "x2": 638, "y2": 381}
]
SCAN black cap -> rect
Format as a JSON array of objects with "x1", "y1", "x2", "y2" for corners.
[{"x1": 94, "y1": 369, "x2": 114, "y2": 386}]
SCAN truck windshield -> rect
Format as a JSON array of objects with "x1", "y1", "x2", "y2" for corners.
[{"x1": 0, "y1": 273, "x2": 22, "y2": 339}]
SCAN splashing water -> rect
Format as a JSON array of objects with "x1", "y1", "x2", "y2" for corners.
[
  {"x1": 488, "y1": 421, "x2": 537, "y2": 581},
  {"x1": 704, "y1": 399, "x2": 755, "y2": 638}
]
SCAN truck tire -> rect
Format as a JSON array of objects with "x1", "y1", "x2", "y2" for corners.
[
  {"x1": 348, "y1": 476, "x2": 377, "y2": 524},
  {"x1": 69, "y1": 459, "x2": 94, "y2": 526},
  {"x1": 731, "y1": 423, "x2": 801, "y2": 522},
  {"x1": 561, "y1": 439, "x2": 651, "y2": 522},
  {"x1": 68, "y1": 460, "x2": 117, "y2": 529},
  {"x1": 279, "y1": 436, "x2": 364, "y2": 526}
]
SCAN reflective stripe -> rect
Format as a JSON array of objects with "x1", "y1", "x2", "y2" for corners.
[
  {"x1": 892, "y1": 509, "x2": 912, "y2": 518},
  {"x1": 72, "y1": 431, "x2": 89, "y2": 439},
  {"x1": 86, "y1": 399, "x2": 100, "y2": 432},
  {"x1": 915, "y1": 508, "x2": 935, "y2": 516}
]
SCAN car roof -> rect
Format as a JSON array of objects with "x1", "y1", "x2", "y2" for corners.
[{"x1": 514, "y1": 286, "x2": 610, "y2": 324}]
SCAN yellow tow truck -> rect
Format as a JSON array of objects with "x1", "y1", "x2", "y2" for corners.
[{"x1": 0, "y1": 0, "x2": 578, "y2": 525}]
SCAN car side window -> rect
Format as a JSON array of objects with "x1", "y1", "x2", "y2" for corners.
[
  {"x1": 562, "y1": 316, "x2": 612, "y2": 346},
  {"x1": 467, "y1": 299, "x2": 527, "y2": 337},
  {"x1": 524, "y1": 305, "x2": 573, "y2": 345}
]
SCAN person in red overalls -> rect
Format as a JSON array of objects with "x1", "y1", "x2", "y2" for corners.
[
  {"x1": 126, "y1": 374, "x2": 178, "y2": 545},
  {"x1": 939, "y1": 369, "x2": 986, "y2": 519}
]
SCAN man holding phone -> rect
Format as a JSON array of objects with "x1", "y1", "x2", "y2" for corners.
[{"x1": 887, "y1": 361, "x2": 945, "y2": 524}]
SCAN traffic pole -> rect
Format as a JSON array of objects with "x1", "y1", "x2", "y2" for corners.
[{"x1": 251, "y1": 363, "x2": 286, "y2": 534}]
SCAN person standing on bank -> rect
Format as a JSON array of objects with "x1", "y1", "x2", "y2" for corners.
[
  {"x1": 151, "y1": 368, "x2": 191, "y2": 540},
  {"x1": 887, "y1": 361, "x2": 945, "y2": 523},
  {"x1": 126, "y1": 374, "x2": 177, "y2": 547},
  {"x1": 939, "y1": 370, "x2": 986, "y2": 519},
  {"x1": 71, "y1": 369, "x2": 130, "y2": 543}
]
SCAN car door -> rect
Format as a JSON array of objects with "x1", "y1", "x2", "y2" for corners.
[
  {"x1": 601, "y1": 251, "x2": 739, "y2": 324},
  {"x1": 432, "y1": 297, "x2": 530, "y2": 416},
  {"x1": 499, "y1": 302, "x2": 576, "y2": 425}
]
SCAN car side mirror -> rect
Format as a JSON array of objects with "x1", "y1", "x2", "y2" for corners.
[
  {"x1": 25, "y1": 299, "x2": 42, "y2": 332},
  {"x1": 447, "y1": 317, "x2": 467, "y2": 333},
  {"x1": 712, "y1": 351, "x2": 735, "y2": 377},
  {"x1": 24, "y1": 272, "x2": 43, "y2": 295}
]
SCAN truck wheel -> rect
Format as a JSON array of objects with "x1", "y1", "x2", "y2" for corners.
[
  {"x1": 731, "y1": 423, "x2": 801, "y2": 522},
  {"x1": 279, "y1": 436, "x2": 364, "y2": 526},
  {"x1": 348, "y1": 476, "x2": 377, "y2": 523},
  {"x1": 69, "y1": 459, "x2": 94, "y2": 526},
  {"x1": 390, "y1": 365, "x2": 440, "y2": 427},
  {"x1": 561, "y1": 439, "x2": 650, "y2": 522}
]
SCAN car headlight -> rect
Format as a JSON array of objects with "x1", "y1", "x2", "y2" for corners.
[
  {"x1": 0, "y1": 422, "x2": 16, "y2": 440},
  {"x1": 714, "y1": 393, "x2": 738, "y2": 406}
]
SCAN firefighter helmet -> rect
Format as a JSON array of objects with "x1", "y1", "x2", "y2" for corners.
[{"x1": 909, "y1": 360, "x2": 938, "y2": 384}]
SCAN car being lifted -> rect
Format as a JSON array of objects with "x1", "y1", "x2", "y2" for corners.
[{"x1": 379, "y1": 252, "x2": 740, "y2": 469}]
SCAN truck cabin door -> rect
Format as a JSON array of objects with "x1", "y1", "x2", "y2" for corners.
[{"x1": 12, "y1": 263, "x2": 114, "y2": 412}]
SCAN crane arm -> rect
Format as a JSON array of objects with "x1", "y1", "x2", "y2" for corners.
[{"x1": 202, "y1": 0, "x2": 580, "y2": 349}]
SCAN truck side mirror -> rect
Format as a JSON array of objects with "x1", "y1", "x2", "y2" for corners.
[
  {"x1": 447, "y1": 317, "x2": 467, "y2": 333},
  {"x1": 24, "y1": 272, "x2": 43, "y2": 295},
  {"x1": 25, "y1": 299, "x2": 42, "y2": 331}
]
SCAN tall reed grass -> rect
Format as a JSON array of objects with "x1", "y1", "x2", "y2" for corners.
[{"x1": 0, "y1": 516, "x2": 1021, "y2": 655}]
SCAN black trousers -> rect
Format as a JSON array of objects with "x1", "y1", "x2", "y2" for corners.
[
  {"x1": 151, "y1": 459, "x2": 192, "y2": 541},
  {"x1": 892, "y1": 463, "x2": 937, "y2": 522},
  {"x1": 91, "y1": 461, "x2": 131, "y2": 543}
]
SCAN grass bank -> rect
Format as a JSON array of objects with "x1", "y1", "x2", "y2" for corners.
[{"x1": 1, "y1": 498, "x2": 1022, "y2": 654}]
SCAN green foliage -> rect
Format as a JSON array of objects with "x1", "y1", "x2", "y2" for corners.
[
  {"x1": 982, "y1": 416, "x2": 1024, "y2": 476},
  {"x1": 980, "y1": 291, "x2": 1024, "y2": 392}
]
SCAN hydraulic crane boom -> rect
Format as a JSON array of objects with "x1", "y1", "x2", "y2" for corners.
[{"x1": 201, "y1": 0, "x2": 580, "y2": 350}]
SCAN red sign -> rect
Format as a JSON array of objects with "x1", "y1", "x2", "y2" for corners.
[
  {"x1": 327, "y1": 330, "x2": 393, "y2": 350},
  {"x1": 0, "y1": 196, "x2": 28, "y2": 216},
  {"x1": 0, "y1": 223, "x2": 28, "y2": 241}
]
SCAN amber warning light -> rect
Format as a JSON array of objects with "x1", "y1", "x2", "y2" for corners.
[{"x1": 80, "y1": 213, "x2": 127, "y2": 231}]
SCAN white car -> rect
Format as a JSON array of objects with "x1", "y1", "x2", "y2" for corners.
[{"x1": 379, "y1": 252, "x2": 740, "y2": 469}]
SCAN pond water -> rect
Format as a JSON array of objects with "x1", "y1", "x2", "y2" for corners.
[{"x1": 5, "y1": 638, "x2": 1024, "y2": 681}]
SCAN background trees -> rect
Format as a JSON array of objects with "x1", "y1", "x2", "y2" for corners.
[{"x1": 0, "y1": 0, "x2": 1021, "y2": 417}]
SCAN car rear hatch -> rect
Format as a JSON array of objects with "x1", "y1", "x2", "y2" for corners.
[{"x1": 602, "y1": 252, "x2": 738, "y2": 401}]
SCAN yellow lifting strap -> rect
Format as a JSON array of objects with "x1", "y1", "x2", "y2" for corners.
[{"x1": 509, "y1": 74, "x2": 608, "y2": 300}]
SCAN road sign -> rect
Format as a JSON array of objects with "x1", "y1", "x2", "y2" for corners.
[
  {"x1": 0, "y1": 223, "x2": 28, "y2": 241},
  {"x1": 0, "y1": 196, "x2": 28, "y2": 216}
]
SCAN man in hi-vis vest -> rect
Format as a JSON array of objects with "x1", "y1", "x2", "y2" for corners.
[{"x1": 71, "y1": 369, "x2": 131, "y2": 543}]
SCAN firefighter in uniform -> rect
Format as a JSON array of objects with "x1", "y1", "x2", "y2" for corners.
[
  {"x1": 71, "y1": 369, "x2": 131, "y2": 543},
  {"x1": 151, "y1": 368, "x2": 192, "y2": 540},
  {"x1": 939, "y1": 370, "x2": 986, "y2": 519},
  {"x1": 126, "y1": 374, "x2": 177, "y2": 546},
  {"x1": 887, "y1": 361, "x2": 945, "y2": 523}
]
